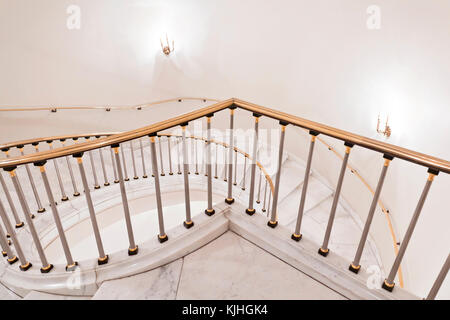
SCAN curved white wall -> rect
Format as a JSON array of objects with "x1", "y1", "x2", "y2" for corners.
[{"x1": 0, "y1": 0, "x2": 449, "y2": 298}]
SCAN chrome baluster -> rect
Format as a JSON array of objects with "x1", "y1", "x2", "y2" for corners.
[
  {"x1": 291, "y1": 131, "x2": 319, "y2": 242},
  {"x1": 349, "y1": 154, "x2": 393, "y2": 272},
  {"x1": 85, "y1": 137, "x2": 101, "y2": 189},
  {"x1": 318, "y1": 142, "x2": 353, "y2": 256},
  {"x1": 181, "y1": 124, "x2": 194, "y2": 228},
  {"x1": 36, "y1": 162, "x2": 77, "y2": 271},
  {"x1": 110, "y1": 147, "x2": 119, "y2": 183},
  {"x1": 233, "y1": 148, "x2": 237, "y2": 186},
  {"x1": 246, "y1": 114, "x2": 261, "y2": 214},
  {"x1": 241, "y1": 156, "x2": 247, "y2": 190},
  {"x1": 47, "y1": 141, "x2": 69, "y2": 201},
  {"x1": 130, "y1": 140, "x2": 139, "y2": 180},
  {"x1": 120, "y1": 143, "x2": 130, "y2": 181},
  {"x1": 18, "y1": 144, "x2": 46, "y2": 212},
  {"x1": 426, "y1": 254, "x2": 450, "y2": 300},
  {"x1": 149, "y1": 134, "x2": 168, "y2": 243},
  {"x1": 256, "y1": 171, "x2": 262, "y2": 204},
  {"x1": 0, "y1": 172, "x2": 23, "y2": 226},
  {"x1": 194, "y1": 137, "x2": 199, "y2": 175},
  {"x1": 74, "y1": 153, "x2": 108, "y2": 265},
  {"x1": 383, "y1": 170, "x2": 438, "y2": 292},
  {"x1": 268, "y1": 122, "x2": 288, "y2": 228},
  {"x1": 225, "y1": 105, "x2": 236, "y2": 204},
  {"x1": 62, "y1": 139, "x2": 81, "y2": 196},
  {"x1": 205, "y1": 115, "x2": 215, "y2": 216},
  {"x1": 111, "y1": 144, "x2": 138, "y2": 255},
  {"x1": 139, "y1": 138, "x2": 148, "y2": 178},
  {"x1": 214, "y1": 142, "x2": 218, "y2": 179},
  {"x1": 98, "y1": 146, "x2": 110, "y2": 186},
  {"x1": 0, "y1": 221, "x2": 17, "y2": 264},
  {"x1": 167, "y1": 136, "x2": 174, "y2": 175},
  {"x1": 158, "y1": 136, "x2": 165, "y2": 176},
  {"x1": 262, "y1": 180, "x2": 268, "y2": 213}
]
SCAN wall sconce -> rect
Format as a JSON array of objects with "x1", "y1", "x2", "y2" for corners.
[
  {"x1": 160, "y1": 34, "x2": 174, "y2": 56},
  {"x1": 377, "y1": 114, "x2": 391, "y2": 138}
]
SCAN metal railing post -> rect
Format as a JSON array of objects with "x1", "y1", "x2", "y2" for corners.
[
  {"x1": 318, "y1": 142, "x2": 354, "y2": 256},
  {"x1": 181, "y1": 124, "x2": 194, "y2": 228},
  {"x1": 176, "y1": 137, "x2": 182, "y2": 175},
  {"x1": 120, "y1": 144, "x2": 130, "y2": 181},
  {"x1": 268, "y1": 121, "x2": 288, "y2": 228},
  {"x1": 110, "y1": 147, "x2": 119, "y2": 183},
  {"x1": 130, "y1": 141, "x2": 139, "y2": 180},
  {"x1": 167, "y1": 136, "x2": 174, "y2": 175},
  {"x1": 246, "y1": 113, "x2": 261, "y2": 215},
  {"x1": 47, "y1": 141, "x2": 69, "y2": 201},
  {"x1": 61, "y1": 139, "x2": 81, "y2": 196},
  {"x1": 111, "y1": 144, "x2": 138, "y2": 255},
  {"x1": 291, "y1": 131, "x2": 319, "y2": 241},
  {"x1": 382, "y1": 169, "x2": 438, "y2": 292},
  {"x1": 0, "y1": 221, "x2": 18, "y2": 264},
  {"x1": 0, "y1": 172, "x2": 24, "y2": 226},
  {"x1": 426, "y1": 254, "x2": 450, "y2": 300},
  {"x1": 139, "y1": 138, "x2": 148, "y2": 178},
  {"x1": 35, "y1": 161, "x2": 77, "y2": 271},
  {"x1": 98, "y1": 146, "x2": 110, "y2": 186},
  {"x1": 349, "y1": 154, "x2": 393, "y2": 273},
  {"x1": 74, "y1": 153, "x2": 109, "y2": 265},
  {"x1": 85, "y1": 137, "x2": 101, "y2": 189},
  {"x1": 158, "y1": 136, "x2": 165, "y2": 176},
  {"x1": 225, "y1": 105, "x2": 237, "y2": 204},
  {"x1": 256, "y1": 171, "x2": 262, "y2": 204},
  {"x1": 149, "y1": 134, "x2": 168, "y2": 242},
  {"x1": 205, "y1": 115, "x2": 215, "y2": 216}
]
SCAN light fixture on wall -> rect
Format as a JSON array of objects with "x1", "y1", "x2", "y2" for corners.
[
  {"x1": 377, "y1": 114, "x2": 391, "y2": 138},
  {"x1": 160, "y1": 34, "x2": 174, "y2": 56}
]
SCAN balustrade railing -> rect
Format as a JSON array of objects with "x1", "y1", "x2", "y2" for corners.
[{"x1": 0, "y1": 98, "x2": 448, "y2": 299}]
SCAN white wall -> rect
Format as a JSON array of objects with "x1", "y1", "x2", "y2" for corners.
[{"x1": 0, "y1": 0, "x2": 449, "y2": 298}]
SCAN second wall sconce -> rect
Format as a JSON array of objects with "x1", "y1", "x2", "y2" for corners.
[{"x1": 160, "y1": 34, "x2": 174, "y2": 56}]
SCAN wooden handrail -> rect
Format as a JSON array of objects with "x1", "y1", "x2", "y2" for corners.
[{"x1": 0, "y1": 98, "x2": 448, "y2": 175}]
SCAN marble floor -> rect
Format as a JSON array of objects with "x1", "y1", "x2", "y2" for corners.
[{"x1": 92, "y1": 231, "x2": 346, "y2": 300}]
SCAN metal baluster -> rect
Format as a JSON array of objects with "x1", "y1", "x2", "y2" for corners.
[
  {"x1": 47, "y1": 141, "x2": 69, "y2": 201},
  {"x1": 138, "y1": 139, "x2": 147, "y2": 178},
  {"x1": 18, "y1": 145, "x2": 46, "y2": 212},
  {"x1": 62, "y1": 140, "x2": 81, "y2": 196},
  {"x1": 99, "y1": 147, "x2": 110, "y2": 186},
  {"x1": 214, "y1": 142, "x2": 218, "y2": 179},
  {"x1": 177, "y1": 136, "x2": 182, "y2": 175},
  {"x1": 120, "y1": 144, "x2": 130, "y2": 181},
  {"x1": 246, "y1": 114, "x2": 261, "y2": 214},
  {"x1": 194, "y1": 137, "x2": 199, "y2": 175},
  {"x1": 149, "y1": 135, "x2": 169, "y2": 242},
  {"x1": 349, "y1": 154, "x2": 393, "y2": 272},
  {"x1": 267, "y1": 189, "x2": 272, "y2": 218},
  {"x1": 0, "y1": 172, "x2": 23, "y2": 226},
  {"x1": 256, "y1": 171, "x2": 262, "y2": 204},
  {"x1": 203, "y1": 139, "x2": 207, "y2": 176},
  {"x1": 291, "y1": 131, "x2": 319, "y2": 241},
  {"x1": 158, "y1": 136, "x2": 165, "y2": 176},
  {"x1": 223, "y1": 144, "x2": 228, "y2": 182},
  {"x1": 167, "y1": 136, "x2": 174, "y2": 175},
  {"x1": 111, "y1": 144, "x2": 138, "y2": 255},
  {"x1": 36, "y1": 162, "x2": 77, "y2": 271},
  {"x1": 205, "y1": 115, "x2": 215, "y2": 216},
  {"x1": 233, "y1": 148, "x2": 237, "y2": 186},
  {"x1": 318, "y1": 142, "x2": 354, "y2": 256},
  {"x1": 426, "y1": 254, "x2": 450, "y2": 300},
  {"x1": 74, "y1": 153, "x2": 108, "y2": 265},
  {"x1": 382, "y1": 169, "x2": 438, "y2": 292},
  {"x1": 85, "y1": 137, "x2": 101, "y2": 189},
  {"x1": 241, "y1": 156, "x2": 247, "y2": 190},
  {"x1": 110, "y1": 147, "x2": 119, "y2": 183},
  {"x1": 130, "y1": 141, "x2": 139, "y2": 180},
  {"x1": 9, "y1": 168, "x2": 52, "y2": 272},
  {"x1": 0, "y1": 221, "x2": 17, "y2": 264},
  {"x1": 0, "y1": 175, "x2": 31, "y2": 271},
  {"x1": 268, "y1": 122, "x2": 288, "y2": 228},
  {"x1": 181, "y1": 124, "x2": 194, "y2": 228},
  {"x1": 262, "y1": 180, "x2": 268, "y2": 212},
  {"x1": 225, "y1": 106, "x2": 236, "y2": 204}
]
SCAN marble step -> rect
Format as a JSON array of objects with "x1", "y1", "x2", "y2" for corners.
[{"x1": 23, "y1": 291, "x2": 91, "y2": 300}]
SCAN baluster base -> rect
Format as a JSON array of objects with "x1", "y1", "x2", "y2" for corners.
[
  {"x1": 66, "y1": 261, "x2": 78, "y2": 272},
  {"x1": 349, "y1": 263, "x2": 361, "y2": 274},
  {"x1": 98, "y1": 255, "x2": 109, "y2": 265},
  {"x1": 37, "y1": 208, "x2": 46, "y2": 213},
  {"x1": 114, "y1": 180, "x2": 120, "y2": 184},
  {"x1": 20, "y1": 262, "x2": 32, "y2": 271},
  {"x1": 158, "y1": 234, "x2": 169, "y2": 243},
  {"x1": 40, "y1": 264, "x2": 54, "y2": 274},
  {"x1": 143, "y1": 175, "x2": 148, "y2": 179},
  {"x1": 267, "y1": 220, "x2": 278, "y2": 228},
  {"x1": 169, "y1": 173, "x2": 174, "y2": 176},
  {"x1": 245, "y1": 208, "x2": 256, "y2": 216},
  {"x1": 382, "y1": 279, "x2": 395, "y2": 292},
  {"x1": 256, "y1": 200, "x2": 261, "y2": 204},
  {"x1": 318, "y1": 247, "x2": 329, "y2": 257},
  {"x1": 205, "y1": 209, "x2": 215, "y2": 216},
  {"x1": 61, "y1": 196, "x2": 69, "y2": 202},
  {"x1": 15, "y1": 222, "x2": 25, "y2": 228},
  {"x1": 104, "y1": 182, "x2": 110, "y2": 186},
  {"x1": 73, "y1": 192, "x2": 80, "y2": 197},
  {"x1": 1, "y1": 251, "x2": 7, "y2": 257},
  {"x1": 128, "y1": 246, "x2": 139, "y2": 256},
  {"x1": 133, "y1": 176, "x2": 139, "y2": 180},
  {"x1": 225, "y1": 198, "x2": 235, "y2": 205},
  {"x1": 124, "y1": 178, "x2": 130, "y2": 182},
  {"x1": 94, "y1": 185, "x2": 101, "y2": 189},
  {"x1": 7, "y1": 256, "x2": 18, "y2": 264},
  {"x1": 183, "y1": 221, "x2": 195, "y2": 229},
  {"x1": 291, "y1": 233, "x2": 302, "y2": 242}
]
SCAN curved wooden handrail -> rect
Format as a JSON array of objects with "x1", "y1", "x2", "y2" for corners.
[
  {"x1": 0, "y1": 97, "x2": 220, "y2": 112},
  {"x1": 1, "y1": 98, "x2": 448, "y2": 176}
]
